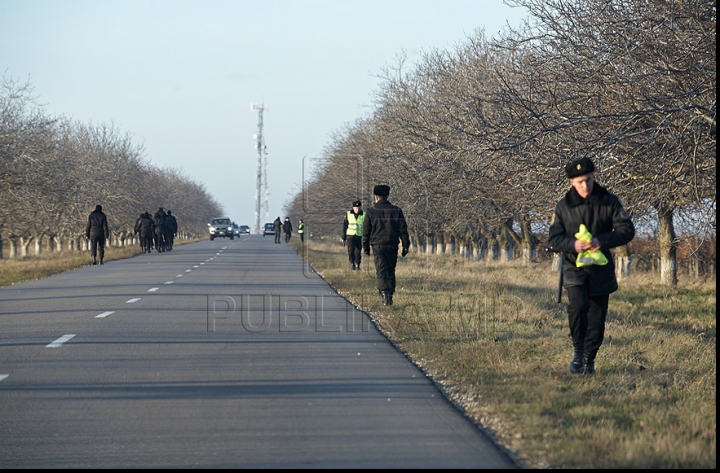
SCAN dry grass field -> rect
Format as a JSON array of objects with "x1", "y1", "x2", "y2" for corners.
[
  {"x1": 1, "y1": 237, "x2": 714, "y2": 468},
  {"x1": 293, "y1": 239, "x2": 716, "y2": 469}
]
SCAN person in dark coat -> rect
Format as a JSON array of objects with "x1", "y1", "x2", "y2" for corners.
[
  {"x1": 153, "y1": 207, "x2": 168, "y2": 252},
  {"x1": 165, "y1": 210, "x2": 178, "y2": 250},
  {"x1": 273, "y1": 217, "x2": 282, "y2": 244},
  {"x1": 362, "y1": 185, "x2": 410, "y2": 306},
  {"x1": 283, "y1": 217, "x2": 293, "y2": 243},
  {"x1": 134, "y1": 212, "x2": 155, "y2": 253},
  {"x1": 548, "y1": 157, "x2": 635, "y2": 375},
  {"x1": 342, "y1": 200, "x2": 365, "y2": 270},
  {"x1": 85, "y1": 204, "x2": 110, "y2": 265}
]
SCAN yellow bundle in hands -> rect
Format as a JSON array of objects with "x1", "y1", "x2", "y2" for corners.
[{"x1": 574, "y1": 224, "x2": 608, "y2": 267}]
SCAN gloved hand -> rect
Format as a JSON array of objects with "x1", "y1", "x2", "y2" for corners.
[
  {"x1": 401, "y1": 247, "x2": 409, "y2": 257},
  {"x1": 342, "y1": 240, "x2": 346, "y2": 247}
]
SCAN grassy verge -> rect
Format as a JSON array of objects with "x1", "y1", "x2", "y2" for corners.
[
  {"x1": 0, "y1": 238, "x2": 202, "y2": 287},
  {"x1": 292, "y1": 239, "x2": 716, "y2": 469}
]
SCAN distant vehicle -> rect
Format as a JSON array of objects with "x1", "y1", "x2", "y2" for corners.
[
  {"x1": 232, "y1": 223, "x2": 241, "y2": 237},
  {"x1": 208, "y1": 218, "x2": 234, "y2": 240},
  {"x1": 239, "y1": 225, "x2": 250, "y2": 234},
  {"x1": 262, "y1": 223, "x2": 275, "y2": 237}
]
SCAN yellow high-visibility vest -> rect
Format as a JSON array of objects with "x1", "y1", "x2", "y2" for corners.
[
  {"x1": 346, "y1": 212, "x2": 365, "y2": 236},
  {"x1": 298, "y1": 223, "x2": 305, "y2": 234}
]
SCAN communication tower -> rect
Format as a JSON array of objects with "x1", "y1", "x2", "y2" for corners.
[{"x1": 251, "y1": 103, "x2": 268, "y2": 234}]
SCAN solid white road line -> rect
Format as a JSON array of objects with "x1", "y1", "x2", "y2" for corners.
[
  {"x1": 148, "y1": 287, "x2": 159, "y2": 292},
  {"x1": 46, "y1": 334, "x2": 76, "y2": 348},
  {"x1": 126, "y1": 298, "x2": 141, "y2": 304},
  {"x1": 95, "y1": 311, "x2": 115, "y2": 319}
]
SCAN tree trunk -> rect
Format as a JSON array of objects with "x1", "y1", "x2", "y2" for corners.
[
  {"x1": 658, "y1": 205, "x2": 677, "y2": 286},
  {"x1": 9, "y1": 239, "x2": 18, "y2": 258},
  {"x1": 552, "y1": 253, "x2": 562, "y2": 272},
  {"x1": 435, "y1": 232, "x2": 444, "y2": 255},
  {"x1": 520, "y1": 218, "x2": 536, "y2": 265},
  {"x1": 615, "y1": 244, "x2": 631, "y2": 281}
]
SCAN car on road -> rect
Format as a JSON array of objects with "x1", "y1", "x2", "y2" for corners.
[
  {"x1": 208, "y1": 217, "x2": 234, "y2": 240},
  {"x1": 262, "y1": 223, "x2": 275, "y2": 237},
  {"x1": 239, "y1": 225, "x2": 251, "y2": 234}
]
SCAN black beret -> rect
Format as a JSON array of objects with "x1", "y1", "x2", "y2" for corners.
[
  {"x1": 352, "y1": 200, "x2": 362, "y2": 207},
  {"x1": 565, "y1": 158, "x2": 595, "y2": 178},
  {"x1": 373, "y1": 185, "x2": 390, "y2": 197}
]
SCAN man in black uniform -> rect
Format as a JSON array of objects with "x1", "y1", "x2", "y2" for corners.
[
  {"x1": 273, "y1": 217, "x2": 282, "y2": 244},
  {"x1": 85, "y1": 204, "x2": 110, "y2": 265},
  {"x1": 548, "y1": 157, "x2": 635, "y2": 375},
  {"x1": 362, "y1": 185, "x2": 410, "y2": 306},
  {"x1": 166, "y1": 210, "x2": 178, "y2": 250},
  {"x1": 342, "y1": 200, "x2": 365, "y2": 271},
  {"x1": 283, "y1": 217, "x2": 293, "y2": 243},
  {"x1": 153, "y1": 207, "x2": 167, "y2": 252},
  {"x1": 134, "y1": 212, "x2": 155, "y2": 253}
]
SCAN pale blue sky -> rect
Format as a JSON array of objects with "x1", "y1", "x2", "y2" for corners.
[{"x1": 1, "y1": 0, "x2": 527, "y2": 229}]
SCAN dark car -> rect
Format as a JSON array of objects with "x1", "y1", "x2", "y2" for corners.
[
  {"x1": 239, "y1": 225, "x2": 250, "y2": 234},
  {"x1": 262, "y1": 223, "x2": 275, "y2": 237}
]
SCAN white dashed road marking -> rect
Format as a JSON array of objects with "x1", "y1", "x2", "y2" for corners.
[
  {"x1": 176, "y1": 274, "x2": 183, "y2": 278},
  {"x1": 0, "y1": 374, "x2": 8, "y2": 382},
  {"x1": 164, "y1": 281, "x2": 173, "y2": 284},
  {"x1": 126, "y1": 298, "x2": 141, "y2": 304},
  {"x1": 148, "y1": 287, "x2": 159, "y2": 292},
  {"x1": 46, "y1": 334, "x2": 75, "y2": 347},
  {"x1": 95, "y1": 311, "x2": 115, "y2": 319}
]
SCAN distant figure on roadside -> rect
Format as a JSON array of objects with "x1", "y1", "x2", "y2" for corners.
[
  {"x1": 362, "y1": 185, "x2": 410, "y2": 306},
  {"x1": 85, "y1": 204, "x2": 110, "y2": 265},
  {"x1": 134, "y1": 212, "x2": 154, "y2": 253},
  {"x1": 298, "y1": 219, "x2": 305, "y2": 242},
  {"x1": 273, "y1": 217, "x2": 282, "y2": 244},
  {"x1": 342, "y1": 200, "x2": 365, "y2": 271},
  {"x1": 283, "y1": 217, "x2": 293, "y2": 243},
  {"x1": 548, "y1": 157, "x2": 635, "y2": 375},
  {"x1": 166, "y1": 210, "x2": 178, "y2": 250},
  {"x1": 153, "y1": 207, "x2": 168, "y2": 252}
]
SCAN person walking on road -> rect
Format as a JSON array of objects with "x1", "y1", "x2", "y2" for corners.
[
  {"x1": 548, "y1": 157, "x2": 635, "y2": 375},
  {"x1": 166, "y1": 210, "x2": 178, "y2": 250},
  {"x1": 362, "y1": 185, "x2": 410, "y2": 306},
  {"x1": 135, "y1": 212, "x2": 155, "y2": 253},
  {"x1": 85, "y1": 204, "x2": 110, "y2": 265},
  {"x1": 342, "y1": 200, "x2": 365, "y2": 271},
  {"x1": 298, "y1": 219, "x2": 305, "y2": 242},
  {"x1": 273, "y1": 217, "x2": 282, "y2": 244},
  {"x1": 283, "y1": 217, "x2": 293, "y2": 243},
  {"x1": 153, "y1": 207, "x2": 168, "y2": 252}
]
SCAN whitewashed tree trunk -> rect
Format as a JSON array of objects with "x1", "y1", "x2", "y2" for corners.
[
  {"x1": 615, "y1": 245, "x2": 631, "y2": 281},
  {"x1": 9, "y1": 240, "x2": 18, "y2": 258},
  {"x1": 552, "y1": 253, "x2": 562, "y2": 272}
]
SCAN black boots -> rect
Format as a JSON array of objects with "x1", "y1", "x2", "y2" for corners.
[
  {"x1": 381, "y1": 291, "x2": 393, "y2": 306},
  {"x1": 92, "y1": 256, "x2": 97, "y2": 265},
  {"x1": 569, "y1": 339, "x2": 585, "y2": 374},
  {"x1": 585, "y1": 351, "x2": 596, "y2": 375}
]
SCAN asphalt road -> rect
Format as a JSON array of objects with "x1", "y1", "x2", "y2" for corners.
[{"x1": 0, "y1": 236, "x2": 517, "y2": 468}]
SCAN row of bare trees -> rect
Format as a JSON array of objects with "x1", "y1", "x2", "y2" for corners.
[
  {"x1": 0, "y1": 76, "x2": 224, "y2": 258},
  {"x1": 285, "y1": 0, "x2": 716, "y2": 285}
]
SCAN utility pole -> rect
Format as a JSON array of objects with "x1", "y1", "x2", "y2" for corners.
[{"x1": 251, "y1": 103, "x2": 268, "y2": 234}]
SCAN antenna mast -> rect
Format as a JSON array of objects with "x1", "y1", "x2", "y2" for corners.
[{"x1": 250, "y1": 103, "x2": 268, "y2": 234}]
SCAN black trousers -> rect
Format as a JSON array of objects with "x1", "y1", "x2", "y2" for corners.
[
  {"x1": 89, "y1": 234, "x2": 106, "y2": 260},
  {"x1": 566, "y1": 283, "x2": 610, "y2": 360},
  {"x1": 140, "y1": 231, "x2": 153, "y2": 251},
  {"x1": 372, "y1": 244, "x2": 399, "y2": 294},
  {"x1": 346, "y1": 235, "x2": 362, "y2": 266},
  {"x1": 274, "y1": 231, "x2": 281, "y2": 243}
]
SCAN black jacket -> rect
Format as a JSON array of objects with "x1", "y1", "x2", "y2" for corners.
[
  {"x1": 86, "y1": 210, "x2": 109, "y2": 240},
  {"x1": 362, "y1": 198, "x2": 410, "y2": 252},
  {"x1": 548, "y1": 183, "x2": 635, "y2": 296},
  {"x1": 283, "y1": 220, "x2": 293, "y2": 233},
  {"x1": 135, "y1": 215, "x2": 154, "y2": 237}
]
